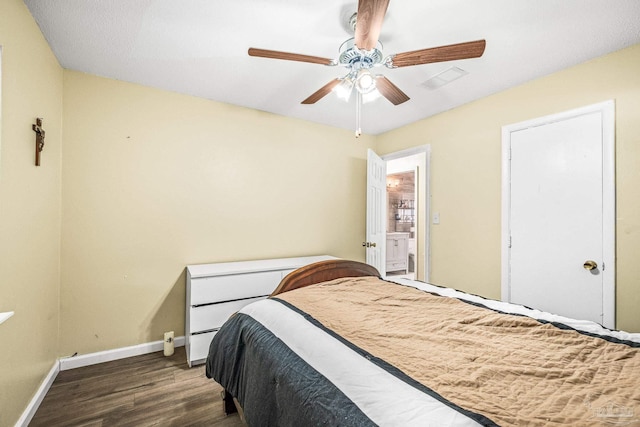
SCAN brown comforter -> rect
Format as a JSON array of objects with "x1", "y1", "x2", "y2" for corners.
[{"x1": 275, "y1": 276, "x2": 640, "y2": 426}]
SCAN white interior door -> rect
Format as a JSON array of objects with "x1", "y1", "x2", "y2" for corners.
[
  {"x1": 502, "y1": 101, "x2": 615, "y2": 327},
  {"x1": 366, "y1": 149, "x2": 386, "y2": 275}
]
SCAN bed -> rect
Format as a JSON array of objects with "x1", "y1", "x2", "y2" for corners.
[{"x1": 206, "y1": 259, "x2": 640, "y2": 426}]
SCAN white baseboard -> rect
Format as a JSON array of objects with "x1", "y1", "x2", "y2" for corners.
[
  {"x1": 17, "y1": 336, "x2": 186, "y2": 426},
  {"x1": 59, "y1": 335, "x2": 185, "y2": 371},
  {"x1": 15, "y1": 360, "x2": 60, "y2": 427}
]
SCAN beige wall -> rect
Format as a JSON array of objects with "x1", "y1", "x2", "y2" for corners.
[
  {"x1": 59, "y1": 71, "x2": 375, "y2": 356},
  {"x1": 377, "y1": 43, "x2": 640, "y2": 333},
  {"x1": 0, "y1": 0, "x2": 63, "y2": 425}
]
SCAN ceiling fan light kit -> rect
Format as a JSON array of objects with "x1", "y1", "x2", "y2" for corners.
[
  {"x1": 355, "y1": 69, "x2": 376, "y2": 93},
  {"x1": 248, "y1": 0, "x2": 486, "y2": 136},
  {"x1": 335, "y1": 77, "x2": 354, "y2": 102}
]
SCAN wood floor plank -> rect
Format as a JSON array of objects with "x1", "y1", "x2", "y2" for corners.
[{"x1": 30, "y1": 347, "x2": 243, "y2": 426}]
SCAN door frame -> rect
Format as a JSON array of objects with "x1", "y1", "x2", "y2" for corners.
[
  {"x1": 382, "y1": 145, "x2": 431, "y2": 282},
  {"x1": 501, "y1": 100, "x2": 615, "y2": 327}
]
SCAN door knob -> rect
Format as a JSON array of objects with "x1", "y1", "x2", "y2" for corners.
[
  {"x1": 362, "y1": 242, "x2": 377, "y2": 248},
  {"x1": 583, "y1": 260, "x2": 598, "y2": 271}
]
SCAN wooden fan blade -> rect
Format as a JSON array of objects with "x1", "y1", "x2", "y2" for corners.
[
  {"x1": 375, "y1": 76, "x2": 409, "y2": 105},
  {"x1": 301, "y1": 79, "x2": 341, "y2": 104},
  {"x1": 354, "y1": 0, "x2": 390, "y2": 51},
  {"x1": 248, "y1": 48, "x2": 334, "y2": 65},
  {"x1": 390, "y1": 39, "x2": 486, "y2": 68}
]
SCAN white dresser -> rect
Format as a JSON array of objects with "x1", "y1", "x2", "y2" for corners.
[{"x1": 185, "y1": 255, "x2": 335, "y2": 366}]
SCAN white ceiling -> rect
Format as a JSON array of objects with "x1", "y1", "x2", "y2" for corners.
[{"x1": 24, "y1": 0, "x2": 640, "y2": 135}]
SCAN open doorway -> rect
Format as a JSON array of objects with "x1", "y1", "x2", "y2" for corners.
[
  {"x1": 383, "y1": 147, "x2": 430, "y2": 282},
  {"x1": 386, "y1": 170, "x2": 416, "y2": 279}
]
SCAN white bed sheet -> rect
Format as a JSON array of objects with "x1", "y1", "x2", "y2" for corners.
[{"x1": 392, "y1": 278, "x2": 640, "y2": 344}]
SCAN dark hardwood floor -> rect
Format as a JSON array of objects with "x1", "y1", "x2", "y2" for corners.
[{"x1": 30, "y1": 347, "x2": 244, "y2": 426}]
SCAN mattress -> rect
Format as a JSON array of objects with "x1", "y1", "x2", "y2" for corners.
[{"x1": 206, "y1": 276, "x2": 640, "y2": 426}]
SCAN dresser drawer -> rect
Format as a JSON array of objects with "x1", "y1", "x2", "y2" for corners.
[
  {"x1": 188, "y1": 331, "x2": 216, "y2": 365},
  {"x1": 190, "y1": 270, "x2": 282, "y2": 305},
  {"x1": 190, "y1": 297, "x2": 265, "y2": 333}
]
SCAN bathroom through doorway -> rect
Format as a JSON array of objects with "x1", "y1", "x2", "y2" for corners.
[{"x1": 383, "y1": 147, "x2": 430, "y2": 282}]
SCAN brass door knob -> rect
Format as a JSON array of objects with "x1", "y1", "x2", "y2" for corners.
[{"x1": 583, "y1": 260, "x2": 598, "y2": 271}]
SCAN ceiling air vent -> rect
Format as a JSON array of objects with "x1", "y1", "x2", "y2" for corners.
[{"x1": 421, "y1": 67, "x2": 468, "y2": 90}]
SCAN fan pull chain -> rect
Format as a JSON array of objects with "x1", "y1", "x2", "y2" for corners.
[{"x1": 355, "y1": 91, "x2": 362, "y2": 138}]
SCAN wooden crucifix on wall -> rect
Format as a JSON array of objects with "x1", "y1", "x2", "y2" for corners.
[{"x1": 32, "y1": 117, "x2": 45, "y2": 166}]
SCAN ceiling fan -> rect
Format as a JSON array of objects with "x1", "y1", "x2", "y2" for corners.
[{"x1": 248, "y1": 0, "x2": 486, "y2": 136}]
